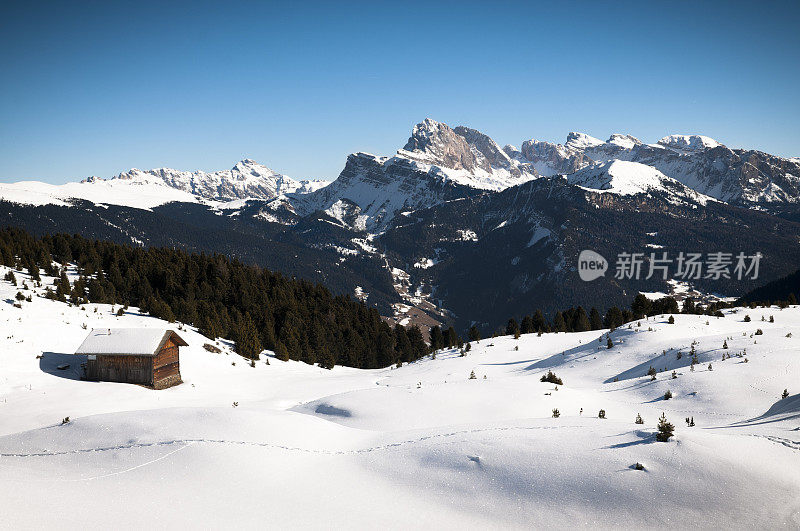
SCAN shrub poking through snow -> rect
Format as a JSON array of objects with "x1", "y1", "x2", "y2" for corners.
[
  {"x1": 635, "y1": 413, "x2": 644, "y2": 424},
  {"x1": 664, "y1": 390, "x2": 673, "y2": 400},
  {"x1": 607, "y1": 335, "x2": 613, "y2": 349},
  {"x1": 598, "y1": 409, "x2": 606, "y2": 419},
  {"x1": 634, "y1": 462, "x2": 645, "y2": 471},
  {"x1": 552, "y1": 408, "x2": 560, "y2": 418},
  {"x1": 15, "y1": 291, "x2": 25, "y2": 301},
  {"x1": 116, "y1": 307, "x2": 124, "y2": 316},
  {"x1": 540, "y1": 371, "x2": 563, "y2": 385},
  {"x1": 744, "y1": 315, "x2": 751, "y2": 322},
  {"x1": 769, "y1": 315, "x2": 775, "y2": 323},
  {"x1": 668, "y1": 315, "x2": 675, "y2": 324},
  {"x1": 723, "y1": 340, "x2": 728, "y2": 349},
  {"x1": 465, "y1": 343, "x2": 471, "y2": 352},
  {"x1": 782, "y1": 389, "x2": 790, "y2": 399},
  {"x1": 656, "y1": 413, "x2": 675, "y2": 442},
  {"x1": 469, "y1": 370, "x2": 476, "y2": 380},
  {"x1": 61, "y1": 417, "x2": 70, "y2": 425},
  {"x1": 708, "y1": 363, "x2": 713, "y2": 371},
  {"x1": 647, "y1": 366, "x2": 657, "y2": 377},
  {"x1": 203, "y1": 343, "x2": 222, "y2": 353},
  {"x1": 755, "y1": 329, "x2": 763, "y2": 335},
  {"x1": 671, "y1": 370, "x2": 677, "y2": 379}
]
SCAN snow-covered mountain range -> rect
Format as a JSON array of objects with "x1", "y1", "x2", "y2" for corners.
[
  {"x1": 2, "y1": 118, "x2": 798, "y2": 223},
  {"x1": 2, "y1": 119, "x2": 800, "y2": 333}
]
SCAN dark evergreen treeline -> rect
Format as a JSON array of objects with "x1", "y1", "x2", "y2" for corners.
[
  {"x1": 0, "y1": 227, "x2": 428, "y2": 369},
  {"x1": 738, "y1": 267, "x2": 799, "y2": 308},
  {"x1": 495, "y1": 293, "x2": 733, "y2": 337}
]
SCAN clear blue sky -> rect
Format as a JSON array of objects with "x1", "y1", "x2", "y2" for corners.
[{"x1": 1, "y1": 1, "x2": 798, "y2": 184}]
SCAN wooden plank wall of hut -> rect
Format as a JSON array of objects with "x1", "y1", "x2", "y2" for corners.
[
  {"x1": 95, "y1": 355, "x2": 152, "y2": 384},
  {"x1": 153, "y1": 339, "x2": 180, "y2": 384}
]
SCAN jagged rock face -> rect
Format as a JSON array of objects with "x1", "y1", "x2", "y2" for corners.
[
  {"x1": 106, "y1": 159, "x2": 326, "y2": 202},
  {"x1": 289, "y1": 152, "x2": 480, "y2": 230},
  {"x1": 515, "y1": 131, "x2": 800, "y2": 206},
  {"x1": 401, "y1": 119, "x2": 484, "y2": 173},
  {"x1": 397, "y1": 119, "x2": 538, "y2": 189},
  {"x1": 520, "y1": 139, "x2": 588, "y2": 176},
  {"x1": 614, "y1": 144, "x2": 800, "y2": 204},
  {"x1": 452, "y1": 125, "x2": 526, "y2": 178}
]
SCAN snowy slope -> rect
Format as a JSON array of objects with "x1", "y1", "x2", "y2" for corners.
[
  {"x1": 1, "y1": 264, "x2": 799, "y2": 528},
  {"x1": 0, "y1": 177, "x2": 205, "y2": 210},
  {"x1": 566, "y1": 159, "x2": 713, "y2": 204}
]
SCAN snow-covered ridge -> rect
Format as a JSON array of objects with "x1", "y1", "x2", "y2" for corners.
[
  {"x1": 657, "y1": 134, "x2": 722, "y2": 151},
  {"x1": 0, "y1": 159, "x2": 329, "y2": 211},
  {"x1": 567, "y1": 160, "x2": 709, "y2": 203}
]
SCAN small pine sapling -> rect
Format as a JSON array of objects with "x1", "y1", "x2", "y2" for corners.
[
  {"x1": 598, "y1": 409, "x2": 606, "y2": 419},
  {"x1": 656, "y1": 413, "x2": 674, "y2": 442},
  {"x1": 664, "y1": 389, "x2": 673, "y2": 400},
  {"x1": 552, "y1": 408, "x2": 560, "y2": 418},
  {"x1": 782, "y1": 389, "x2": 790, "y2": 399},
  {"x1": 469, "y1": 370, "x2": 476, "y2": 380},
  {"x1": 635, "y1": 413, "x2": 644, "y2": 424}
]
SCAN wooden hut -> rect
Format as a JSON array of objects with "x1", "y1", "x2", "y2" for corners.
[{"x1": 75, "y1": 328, "x2": 188, "y2": 389}]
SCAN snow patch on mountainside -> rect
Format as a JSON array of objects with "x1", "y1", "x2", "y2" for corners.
[
  {"x1": 658, "y1": 134, "x2": 722, "y2": 152},
  {"x1": 566, "y1": 160, "x2": 703, "y2": 200},
  {"x1": 0, "y1": 177, "x2": 204, "y2": 210}
]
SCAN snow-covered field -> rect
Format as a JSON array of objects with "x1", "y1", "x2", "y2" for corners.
[{"x1": 1, "y1": 264, "x2": 799, "y2": 529}]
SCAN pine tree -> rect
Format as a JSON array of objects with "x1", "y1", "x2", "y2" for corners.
[
  {"x1": 574, "y1": 306, "x2": 590, "y2": 332},
  {"x1": 469, "y1": 370, "x2": 476, "y2": 380},
  {"x1": 631, "y1": 293, "x2": 652, "y2": 318},
  {"x1": 445, "y1": 326, "x2": 459, "y2": 348},
  {"x1": 603, "y1": 306, "x2": 623, "y2": 329},
  {"x1": 668, "y1": 315, "x2": 675, "y2": 324},
  {"x1": 782, "y1": 389, "x2": 790, "y2": 399},
  {"x1": 234, "y1": 313, "x2": 263, "y2": 360},
  {"x1": 274, "y1": 341, "x2": 290, "y2": 362},
  {"x1": 553, "y1": 311, "x2": 567, "y2": 332},
  {"x1": 532, "y1": 309, "x2": 547, "y2": 334},
  {"x1": 589, "y1": 307, "x2": 603, "y2": 330},
  {"x1": 789, "y1": 293, "x2": 797, "y2": 306},
  {"x1": 635, "y1": 413, "x2": 644, "y2": 424},
  {"x1": 429, "y1": 326, "x2": 444, "y2": 351},
  {"x1": 506, "y1": 318, "x2": 520, "y2": 337},
  {"x1": 468, "y1": 325, "x2": 481, "y2": 342},
  {"x1": 520, "y1": 315, "x2": 535, "y2": 334},
  {"x1": 607, "y1": 334, "x2": 613, "y2": 349},
  {"x1": 656, "y1": 413, "x2": 675, "y2": 442}
]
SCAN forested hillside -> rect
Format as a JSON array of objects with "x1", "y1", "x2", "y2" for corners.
[{"x1": 0, "y1": 227, "x2": 429, "y2": 369}]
